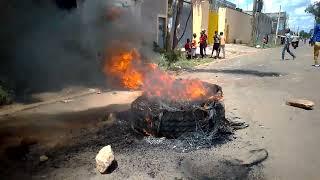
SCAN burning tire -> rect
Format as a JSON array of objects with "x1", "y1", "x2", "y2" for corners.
[{"x1": 131, "y1": 83, "x2": 228, "y2": 138}]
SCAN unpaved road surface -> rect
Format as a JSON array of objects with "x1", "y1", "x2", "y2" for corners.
[{"x1": 1, "y1": 44, "x2": 319, "y2": 180}]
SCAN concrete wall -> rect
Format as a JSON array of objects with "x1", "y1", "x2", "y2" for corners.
[
  {"x1": 218, "y1": 8, "x2": 252, "y2": 44},
  {"x1": 140, "y1": 0, "x2": 168, "y2": 45},
  {"x1": 256, "y1": 12, "x2": 272, "y2": 41}
]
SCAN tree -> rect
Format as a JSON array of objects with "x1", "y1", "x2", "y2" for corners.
[
  {"x1": 299, "y1": 30, "x2": 311, "y2": 39},
  {"x1": 170, "y1": 0, "x2": 209, "y2": 50},
  {"x1": 172, "y1": 0, "x2": 184, "y2": 49},
  {"x1": 305, "y1": 2, "x2": 320, "y2": 20}
]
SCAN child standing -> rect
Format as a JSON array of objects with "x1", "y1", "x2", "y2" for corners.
[
  {"x1": 219, "y1": 32, "x2": 226, "y2": 59},
  {"x1": 199, "y1": 31, "x2": 207, "y2": 58},
  {"x1": 211, "y1": 31, "x2": 220, "y2": 59},
  {"x1": 184, "y1": 39, "x2": 192, "y2": 59},
  {"x1": 191, "y1": 33, "x2": 197, "y2": 59}
]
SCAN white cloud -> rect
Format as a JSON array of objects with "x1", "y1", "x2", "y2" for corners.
[
  {"x1": 229, "y1": 0, "x2": 314, "y2": 31},
  {"x1": 294, "y1": 6, "x2": 307, "y2": 15},
  {"x1": 263, "y1": 0, "x2": 306, "y2": 13}
]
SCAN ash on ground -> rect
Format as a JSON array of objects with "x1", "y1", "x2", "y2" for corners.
[{"x1": 117, "y1": 108, "x2": 249, "y2": 153}]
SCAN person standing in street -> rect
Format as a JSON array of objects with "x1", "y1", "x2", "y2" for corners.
[
  {"x1": 202, "y1": 30, "x2": 208, "y2": 56},
  {"x1": 281, "y1": 28, "x2": 296, "y2": 61},
  {"x1": 184, "y1": 39, "x2": 192, "y2": 59},
  {"x1": 211, "y1": 31, "x2": 220, "y2": 59},
  {"x1": 191, "y1": 33, "x2": 197, "y2": 59},
  {"x1": 291, "y1": 33, "x2": 299, "y2": 49},
  {"x1": 199, "y1": 31, "x2": 207, "y2": 58},
  {"x1": 312, "y1": 20, "x2": 320, "y2": 67},
  {"x1": 219, "y1": 32, "x2": 226, "y2": 59}
]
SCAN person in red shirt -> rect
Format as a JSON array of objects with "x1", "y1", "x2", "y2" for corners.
[
  {"x1": 203, "y1": 30, "x2": 208, "y2": 55},
  {"x1": 184, "y1": 39, "x2": 192, "y2": 59},
  {"x1": 199, "y1": 30, "x2": 207, "y2": 58}
]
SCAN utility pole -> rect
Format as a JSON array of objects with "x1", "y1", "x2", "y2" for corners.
[
  {"x1": 251, "y1": 0, "x2": 257, "y2": 46},
  {"x1": 275, "y1": 5, "x2": 281, "y2": 45}
]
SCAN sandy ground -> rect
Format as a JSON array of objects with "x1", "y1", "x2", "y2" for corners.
[{"x1": 1, "y1": 44, "x2": 319, "y2": 180}]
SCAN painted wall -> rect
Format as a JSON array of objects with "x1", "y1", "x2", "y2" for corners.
[
  {"x1": 219, "y1": 8, "x2": 252, "y2": 44},
  {"x1": 201, "y1": 1, "x2": 209, "y2": 32},
  {"x1": 193, "y1": 0, "x2": 209, "y2": 37},
  {"x1": 208, "y1": 10, "x2": 219, "y2": 44}
]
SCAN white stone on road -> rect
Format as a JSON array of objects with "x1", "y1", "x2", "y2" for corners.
[{"x1": 96, "y1": 145, "x2": 115, "y2": 174}]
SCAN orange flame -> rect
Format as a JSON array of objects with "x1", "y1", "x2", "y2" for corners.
[
  {"x1": 103, "y1": 44, "x2": 211, "y2": 101},
  {"x1": 103, "y1": 47, "x2": 143, "y2": 90}
]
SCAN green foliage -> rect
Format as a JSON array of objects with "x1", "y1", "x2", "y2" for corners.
[
  {"x1": 158, "y1": 49, "x2": 185, "y2": 70},
  {"x1": 305, "y1": 2, "x2": 320, "y2": 19},
  {"x1": 299, "y1": 30, "x2": 311, "y2": 39},
  {"x1": 158, "y1": 52, "x2": 213, "y2": 71},
  {"x1": 0, "y1": 85, "x2": 12, "y2": 105},
  {"x1": 163, "y1": 50, "x2": 183, "y2": 67}
]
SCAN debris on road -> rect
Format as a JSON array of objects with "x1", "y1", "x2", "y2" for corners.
[
  {"x1": 144, "y1": 136, "x2": 166, "y2": 145},
  {"x1": 96, "y1": 145, "x2": 115, "y2": 174},
  {"x1": 40, "y1": 155, "x2": 48, "y2": 162},
  {"x1": 61, "y1": 99, "x2": 73, "y2": 103},
  {"x1": 89, "y1": 88, "x2": 96, "y2": 93},
  {"x1": 229, "y1": 120, "x2": 249, "y2": 130},
  {"x1": 89, "y1": 88, "x2": 102, "y2": 94},
  {"x1": 286, "y1": 99, "x2": 315, "y2": 110},
  {"x1": 105, "y1": 113, "x2": 116, "y2": 122}
]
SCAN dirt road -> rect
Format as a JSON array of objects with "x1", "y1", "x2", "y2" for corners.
[
  {"x1": 181, "y1": 44, "x2": 320, "y2": 179},
  {"x1": 1, "y1": 44, "x2": 319, "y2": 179}
]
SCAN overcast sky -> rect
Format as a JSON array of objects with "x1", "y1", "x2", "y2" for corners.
[{"x1": 229, "y1": 0, "x2": 318, "y2": 31}]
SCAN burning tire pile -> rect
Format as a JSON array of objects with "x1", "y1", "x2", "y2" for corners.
[
  {"x1": 131, "y1": 83, "x2": 230, "y2": 138},
  {"x1": 103, "y1": 44, "x2": 238, "y2": 141}
]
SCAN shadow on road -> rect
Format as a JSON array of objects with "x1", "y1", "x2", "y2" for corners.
[{"x1": 187, "y1": 69, "x2": 283, "y2": 77}]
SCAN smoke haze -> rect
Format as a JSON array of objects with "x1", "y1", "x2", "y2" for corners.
[{"x1": 0, "y1": 0, "x2": 152, "y2": 94}]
